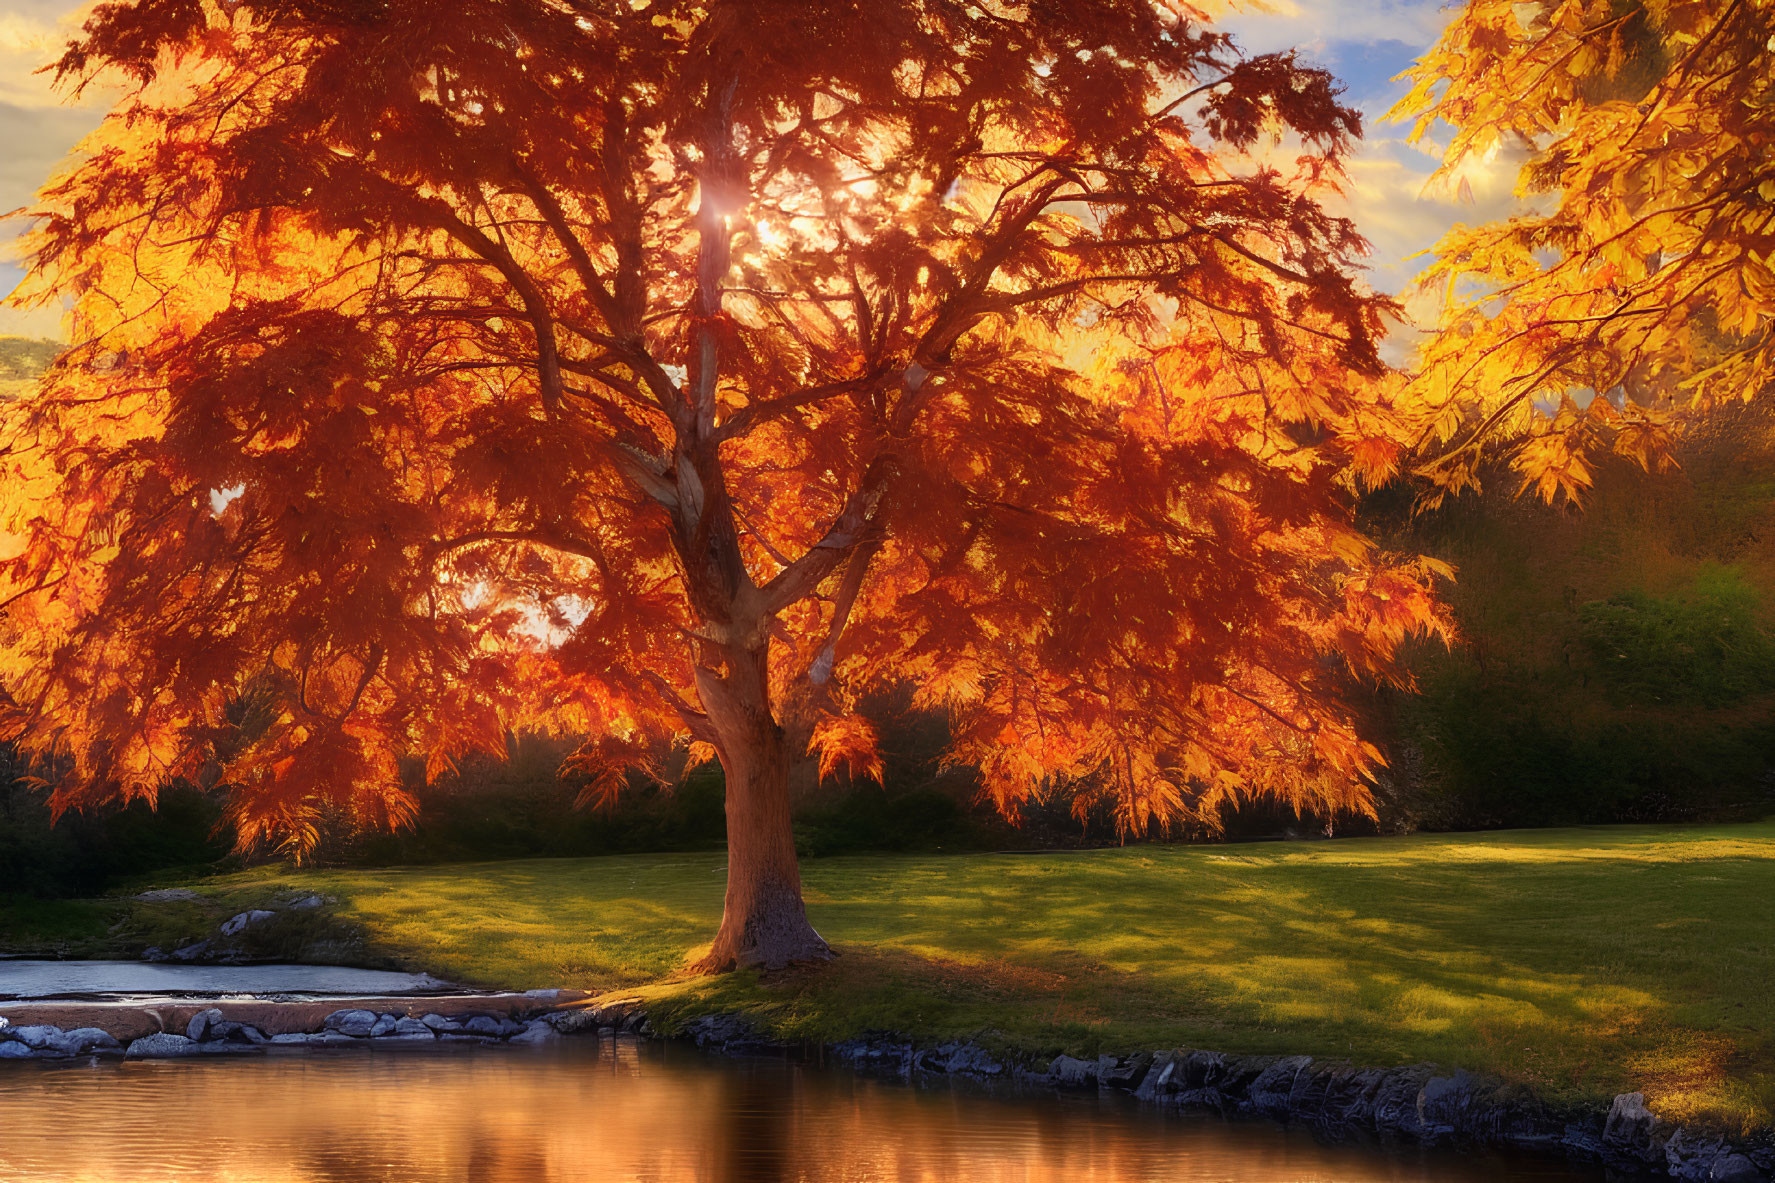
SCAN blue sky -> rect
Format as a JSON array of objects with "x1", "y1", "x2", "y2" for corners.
[{"x1": 0, "y1": 0, "x2": 1510, "y2": 345}]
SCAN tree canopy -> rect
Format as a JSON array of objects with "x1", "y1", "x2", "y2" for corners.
[
  {"x1": 1395, "y1": 0, "x2": 1775, "y2": 503},
  {"x1": 1, "y1": 0, "x2": 1446, "y2": 967}
]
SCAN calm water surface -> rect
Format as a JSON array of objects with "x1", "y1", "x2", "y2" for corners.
[
  {"x1": 0, "y1": 959, "x2": 451, "y2": 999},
  {"x1": 0, "y1": 1040, "x2": 1603, "y2": 1182}
]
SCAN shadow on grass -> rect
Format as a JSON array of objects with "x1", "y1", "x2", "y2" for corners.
[{"x1": 776, "y1": 841, "x2": 1774, "y2": 1126}]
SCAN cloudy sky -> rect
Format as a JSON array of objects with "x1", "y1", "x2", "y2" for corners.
[{"x1": 0, "y1": 0, "x2": 1512, "y2": 345}]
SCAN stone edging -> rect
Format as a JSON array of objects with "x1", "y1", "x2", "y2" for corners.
[
  {"x1": 639, "y1": 1006, "x2": 1768, "y2": 1183},
  {"x1": 0, "y1": 1005, "x2": 566, "y2": 1060},
  {"x1": 5, "y1": 1000, "x2": 1770, "y2": 1182}
]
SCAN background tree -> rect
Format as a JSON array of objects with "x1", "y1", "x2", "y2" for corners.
[
  {"x1": 1, "y1": 0, "x2": 1445, "y2": 970},
  {"x1": 1394, "y1": 0, "x2": 1775, "y2": 504}
]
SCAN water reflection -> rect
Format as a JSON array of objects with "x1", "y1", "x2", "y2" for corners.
[{"x1": 0, "y1": 1040, "x2": 1600, "y2": 1182}]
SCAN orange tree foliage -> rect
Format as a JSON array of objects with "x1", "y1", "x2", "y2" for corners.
[
  {"x1": 1395, "y1": 0, "x2": 1775, "y2": 504},
  {"x1": 1, "y1": 0, "x2": 1445, "y2": 963}
]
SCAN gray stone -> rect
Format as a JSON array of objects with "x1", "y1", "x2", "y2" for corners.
[
  {"x1": 286, "y1": 894, "x2": 327, "y2": 910},
  {"x1": 1099, "y1": 1051, "x2": 1153, "y2": 1091},
  {"x1": 369, "y1": 1015, "x2": 398, "y2": 1038},
  {"x1": 1134, "y1": 1052, "x2": 1182, "y2": 1100},
  {"x1": 584, "y1": 1002, "x2": 643, "y2": 1029},
  {"x1": 169, "y1": 940, "x2": 212, "y2": 962},
  {"x1": 1183, "y1": 1053, "x2": 1232, "y2": 1091},
  {"x1": 392, "y1": 1017, "x2": 434, "y2": 1037},
  {"x1": 1710, "y1": 1154, "x2": 1765, "y2": 1182},
  {"x1": 0, "y1": 1042, "x2": 35, "y2": 1059},
  {"x1": 509, "y1": 1020, "x2": 561, "y2": 1045},
  {"x1": 5, "y1": 1025, "x2": 69, "y2": 1051},
  {"x1": 544, "y1": 1010, "x2": 599, "y2": 1035},
  {"x1": 270, "y1": 1033, "x2": 310, "y2": 1045},
  {"x1": 61, "y1": 1028, "x2": 123, "y2": 1055},
  {"x1": 934, "y1": 1043, "x2": 1004, "y2": 1076},
  {"x1": 134, "y1": 888, "x2": 201, "y2": 902},
  {"x1": 187, "y1": 1008, "x2": 227, "y2": 1042},
  {"x1": 126, "y1": 1030, "x2": 207, "y2": 1051},
  {"x1": 1213, "y1": 1054, "x2": 1272, "y2": 1098},
  {"x1": 1604, "y1": 1091, "x2": 1666, "y2": 1164},
  {"x1": 1461, "y1": 1081, "x2": 1548, "y2": 1143},
  {"x1": 219, "y1": 909, "x2": 277, "y2": 937},
  {"x1": 468, "y1": 1001, "x2": 521, "y2": 1030},
  {"x1": 1285, "y1": 1061, "x2": 1342, "y2": 1121},
  {"x1": 1318, "y1": 1067, "x2": 1388, "y2": 1128},
  {"x1": 0, "y1": 1024, "x2": 118, "y2": 1056},
  {"x1": 322, "y1": 1009, "x2": 379, "y2": 1037},
  {"x1": 420, "y1": 1013, "x2": 461, "y2": 1033},
  {"x1": 1558, "y1": 1121, "x2": 1607, "y2": 1159},
  {"x1": 1662, "y1": 1126, "x2": 1729, "y2": 1180},
  {"x1": 524, "y1": 988, "x2": 564, "y2": 1002},
  {"x1": 1248, "y1": 1055, "x2": 1313, "y2": 1118},
  {"x1": 684, "y1": 1014, "x2": 763, "y2": 1049},
  {"x1": 1173, "y1": 1049, "x2": 1227, "y2": 1090},
  {"x1": 1045, "y1": 1054, "x2": 1099, "y2": 1088},
  {"x1": 1371, "y1": 1065, "x2": 1436, "y2": 1137},
  {"x1": 191, "y1": 1019, "x2": 267, "y2": 1045},
  {"x1": 829, "y1": 1036, "x2": 913, "y2": 1073},
  {"x1": 1417, "y1": 1069, "x2": 1484, "y2": 1137}
]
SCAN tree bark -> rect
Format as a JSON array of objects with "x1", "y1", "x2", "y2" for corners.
[{"x1": 690, "y1": 640, "x2": 833, "y2": 973}]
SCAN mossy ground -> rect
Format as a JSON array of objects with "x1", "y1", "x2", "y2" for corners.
[{"x1": 4, "y1": 821, "x2": 1771, "y2": 1131}]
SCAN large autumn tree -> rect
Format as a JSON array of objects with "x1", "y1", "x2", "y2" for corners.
[
  {"x1": 1, "y1": 0, "x2": 1445, "y2": 970},
  {"x1": 1395, "y1": 0, "x2": 1775, "y2": 503}
]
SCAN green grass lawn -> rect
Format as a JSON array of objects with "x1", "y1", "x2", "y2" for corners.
[{"x1": 5, "y1": 821, "x2": 1772, "y2": 1131}]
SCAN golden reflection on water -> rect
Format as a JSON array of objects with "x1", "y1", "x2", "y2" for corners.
[{"x1": 0, "y1": 1042, "x2": 1596, "y2": 1183}]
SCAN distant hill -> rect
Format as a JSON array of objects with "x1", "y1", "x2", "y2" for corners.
[{"x1": 0, "y1": 337, "x2": 60, "y2": 381}]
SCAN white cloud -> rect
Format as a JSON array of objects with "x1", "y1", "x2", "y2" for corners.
[
  {"x1": 0, "y1": 3, "x2": 105, "y2": 339},
  {"x1": 1214, "y1": 0, "x2": 1452, "y2": 64},
  {"x1": 1201, "y1": 0, "x2": 1523, "y2": 363},
  {"x1": 0, "y1": 2, "x2": 99, "y2": 109},
  {"x1": 1337, "y1": 135, "x2": 1527, "y2": 287},
  {"x1": 1328, "y1": 134, "x2": 1530, "y2": 365},
  {"x1": 1, "y1": 98, "x2": 105, "y2": 278}
]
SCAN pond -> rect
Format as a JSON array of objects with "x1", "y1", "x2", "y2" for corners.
[{"x1": 0, "y1": 1039, "x2": 1603, "y2": 1182}]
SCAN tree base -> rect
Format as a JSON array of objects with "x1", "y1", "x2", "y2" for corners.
[{"x1": 687, "y1": 928, "x2": 836, "y2": 975}]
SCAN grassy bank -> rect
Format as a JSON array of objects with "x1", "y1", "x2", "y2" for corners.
[{"x1": 5, "y1": 821, "x2": 1772, "y2": 1131}]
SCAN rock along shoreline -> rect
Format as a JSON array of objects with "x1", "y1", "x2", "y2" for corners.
[{"x1": 4, "y1": 997, "x2": 1770, "y2": 1182}]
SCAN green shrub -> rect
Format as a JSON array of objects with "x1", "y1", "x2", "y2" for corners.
[
  {"x1": 1578, "y1": 565, "x2": 1775, "y2": 708},
  {"x1": 1377, "y1": 403, "x2": 1775, "y2": 831}
]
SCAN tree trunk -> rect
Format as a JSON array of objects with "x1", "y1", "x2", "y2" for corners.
[{"x1": 690, "y1": 644, "x2": 832, "y2": 973}]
